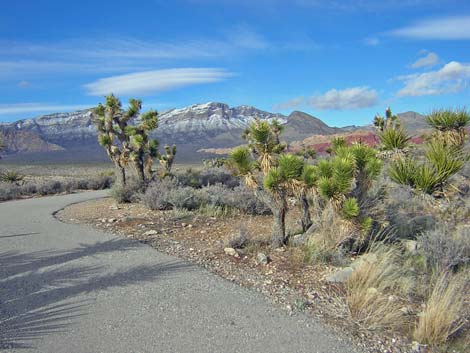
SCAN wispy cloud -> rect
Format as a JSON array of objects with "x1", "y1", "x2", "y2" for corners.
[
  {"x1": 0, "y1": 103, "x2": 91, "y2": 115},
  {"x1": 364, "y1": 37, "x2": 380, "y2": 46},
  {"x1": 410, "y1": 52, "x2": 440, "y2": 68},
  {"x1": 83, "y1": 68, "x2": 233, "y2": 96},
  {"x1": 0, "y1": 30, "x2": 268, "y2": 79},
  {"x1": 389, "y1": 16, "x2": 470, "y2": 40},
  {"x1": 275, "y1": 86, "x2": 378, "y2": 110},
  {"x1": 396, "y1": 61, "x2": 470, "y2": 97}
]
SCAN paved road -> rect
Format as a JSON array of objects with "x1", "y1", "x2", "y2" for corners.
[{"x1": 0, "y1": 191, "x2": 358, "y2": 353}]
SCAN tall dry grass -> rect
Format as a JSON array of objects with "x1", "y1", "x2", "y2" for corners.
[{"x1": 414, "y1": 270, "x2": 469, "y2": 345}]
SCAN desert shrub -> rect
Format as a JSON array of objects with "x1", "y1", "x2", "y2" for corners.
[
  {"x1": 110, "y1": 179, "x2": 142, "y2": 203},
  {"x1": 199, "y1": 167, "x2": 239, "y2": 188},
  {"x1": 346, "y1": 245, "x2": 414, "y2": 331},
  {"x1": 414, "y1": 270, "x2": 469, "y2": 345},
  {"x1": 141, "y1": 178, "x2": 178, "y2": 210},
  {"x1": 85, "y1": 175, "x2": 113, "y2": 190},
  {"x1": 0, "y1": 184, "x2": 21, "y2": 201},
  {"x1": 37, "y1": 180, "x2": 64, "y2": 195},
  {"x1": 227, "y1": 225, "x2": 250, "y2": 249},
  {"x1": 174, "y1": 168, "x2": 201, "y2": 188},
  {"x1": 167, "y1": 186, "x2": 203, "y2": 210},
  {"x1": 175, "y1": 167, "x2": 239, "y2": 189},
  {"x1": 418, "y1": 225, "x2": 470, "y2": 272}
]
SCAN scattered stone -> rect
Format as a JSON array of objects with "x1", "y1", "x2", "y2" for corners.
[
  {"x1": 411, "y1": 341, "x2": 421, "y2": 352},
  {"x1": 187, "y1": 224, "x2": 193, "y2": 228},
  {"x1": 403, "y1": 240, "x2": 418, "y2": 254},
  {"x1": 101, "y1": 218, "x2": 107, "y2": 223},
  {"x1": 224, "y1": 247, "x2": 239, "y2": 257},
  {"x1": 256, "y1": 252, "x2": 270, "y2": 265},
  {"x1": 108, "y1": 218, "x2": 117, "y2": 223},
  {"x1": 143, "y1": 230, "x2": 159, "y2": 236},
  {"x1": 181, "y1": 223, "x2": 187, "y2": 227},
  {"x1": 109, "y1": 205, "x2": 120, "y2": 210},
  {"x1": 326, "y1": 267, "x2": 354, "y2": 283}
]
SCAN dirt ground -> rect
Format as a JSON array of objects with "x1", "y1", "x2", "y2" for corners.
[{"x1": 57, "y1": 197, "x2": 417, "y2": 353}]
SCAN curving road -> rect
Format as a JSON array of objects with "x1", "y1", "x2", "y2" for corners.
[{"x1": 0, "y1": 191, "x2": 358, "y2": 353}]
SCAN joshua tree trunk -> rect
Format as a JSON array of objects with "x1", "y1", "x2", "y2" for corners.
[
  {"x1": 300, "y1": 190, "x2": 312, "y2": 232},
  {"x1": 271, "y1": 203, "x2": 287, "y2": 248},
  {"x1": 254, "y1": 188, "x2": 288, "y2": 248},
  {"x1": 116, "y1": 166, "x2": 127, "y2": 186},
  {"x1": 133, "y1": 159, "x2": 146, "y2": 185}
]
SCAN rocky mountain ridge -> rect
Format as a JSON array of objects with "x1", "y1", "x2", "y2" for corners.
[{"x1": 0, "y1": 102, "x2": 428, "y2": 162}]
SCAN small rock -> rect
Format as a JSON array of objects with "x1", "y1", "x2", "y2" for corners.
[
  {"x1": 143, "y1": 230, "x2": 159, "y2": 236},
  {"x1": 224, "y1": 247, "x2": 239, "y2": 257},
  {"x1": 256, "y1": 252, "x2": 270, "y2": 265},
  {"x1": 403, "y1": 240, "x2": 418, "y2": 254},
  {"x1": 187, "y1": 224, "x2": 193, "y2": 228},
  {"x1": 411, "y1": 341, "x2": 421, "y2": 352},
  {"x1": 101, "y1": 218, "x2": 107, "y2": 223},
  {"x1": 181, "y1": 223, "x2": 187, "y2": 227},
  {"x1": 108, "y1": 218, "x2": 117, "y2": 223},
  {"x1": 326, "y1": 267, "x2": 354, "y2": 283},
  {"x1": 109, "y1": 205, "x2": 120, "y2": 210}
]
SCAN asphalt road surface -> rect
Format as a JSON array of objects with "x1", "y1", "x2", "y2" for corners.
[{"x1": 0, "y1": 191, "x2": 358, "y2": 353}]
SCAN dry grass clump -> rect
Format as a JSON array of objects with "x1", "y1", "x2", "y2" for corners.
[
  {"x1": 346, "y1": 246, "x2": 414, "y2": 332},
  {"x1": 304, "y1": 204, "x2": 356, "y2": 265},
  {"x1": 414, "y1": 270, "x2": 469, "y2": 345}
]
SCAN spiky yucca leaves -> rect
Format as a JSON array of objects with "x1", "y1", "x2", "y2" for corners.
[
  {"x1": 93, "y1": 95, "x2": 161, "y2": 186},
  {"x1": 389, "y1": 141, "x2": 467, "y2": 194},
  {"x1": 374, "y1": 107, "x2": 411, "y2": 152},
  {"x1": 276, "y1": 154, "x2": 317, "y2": 232},
  {"x1": 0, "y1": 169, "x2": 24, "y2": 185},
  {"x1": 158, "y1": 144, "x2": 177, "y2": 178},
  {"x1": 336, "y1": 142, "x2": 383, "y2": 203},
  {"x1": 242, "y1": 118, "x2": 286, "y2": 174},
  {"x1": 426, "y1": 108, "x2": 470, "y2": 147}
]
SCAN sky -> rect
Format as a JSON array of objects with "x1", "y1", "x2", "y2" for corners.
[{"x1": 1, "y1": 0, "x2": 470, "y2": 126}]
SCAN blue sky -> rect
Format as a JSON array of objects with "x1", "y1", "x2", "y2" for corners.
[{"x1": 1, "y1": 0, "x2": 470, "y2": 126}]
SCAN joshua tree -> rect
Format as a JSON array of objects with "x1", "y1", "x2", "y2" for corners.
[
  {"x1": 374, "y1": 107, "x2": 411, "y2": 152},
  {"x1": 158, "y1": 144, "x2": 177, "y2": 177},
  {"x1": 94, "y1": 95, "x2": 160, "y2": 186},
  {"x1": 229, "y1": 118, "x2": 294, "y2": 248}
]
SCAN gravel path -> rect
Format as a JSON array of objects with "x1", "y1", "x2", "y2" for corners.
[{"x1": 0, "y1": 191, "x2": 358, "y2": 353}]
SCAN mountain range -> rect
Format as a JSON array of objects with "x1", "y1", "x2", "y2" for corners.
[{"x1": 0, "y1": 102, "x2": 428, "y2": 163}]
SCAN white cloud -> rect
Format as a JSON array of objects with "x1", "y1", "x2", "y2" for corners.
[
  {"x1": 275, "y1": 86, "x2": 378, "y2": 110},
  {"x1": 0, "y1": 103, "x2": 91, "y2": 115},
  {"x1": 396, "y1": 61, "x2": 470, "y2": 97},
  {"x1": 390, "y1": 16, "x2": 470, "y2": 40},
  {"x1": 83, "y1": 68, "x2": 232, "y2": 96},
  {"x1": 410, "y1": 52, "x2": 439, "y2": 68}
]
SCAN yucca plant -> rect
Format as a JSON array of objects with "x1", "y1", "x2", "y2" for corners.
[
  {"x1": 389, "y1": 141, "x2": 466, "y2": 195},
  {"x1": 93, "y1": 95, "x2": 163, "y2": 186},
  {"x1": 158, "y1": 144, "x2": 177, "y2": 178},
  {"x1": 426, "y1": 108, "x2": 470, "y2": 147},
  {"x1": 374, "y1": 107, "x2": 411, "y2": 152},
  {"x1": 0, "y1": 169, "x2": 24, "y2": 185}
]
